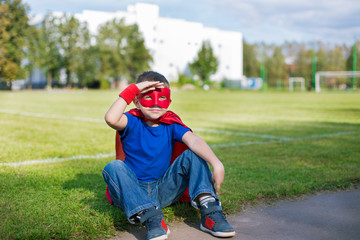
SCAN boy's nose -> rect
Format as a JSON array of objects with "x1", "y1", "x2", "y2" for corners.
[{"x1": 153, "y1": 98, "x2": 160, "y2": 106}]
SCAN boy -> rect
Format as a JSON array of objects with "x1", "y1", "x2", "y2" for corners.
[{"x1": 103, "y1": 71, "x2": 235, "y2": 240}]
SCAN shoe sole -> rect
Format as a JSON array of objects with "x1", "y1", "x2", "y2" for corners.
[
  {"x1": 149, "y1": 229, "x2": 170, "y2": 240},
  {"x1": 200, "y1": 224, "x2": 236, "y2": 237}
]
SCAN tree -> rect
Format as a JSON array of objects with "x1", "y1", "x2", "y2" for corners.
[
  {"x1": 35, "y1": 13, "x2": 63, "y2": 89},
  {"x1": 97, "y1": 19, "x2": 130, "y2": 86},
  {"x1": 0, "y1": 2, "x2": 15, "y2": 81},
  {"x1": 189, "y1": 41, "x2": 218, "y2": 85},
  {"x1": 266, "y1": 46, "x2": 286, "y2": 87},
  {"x1": 57, "y1": 14, "x2": 90, "y2": 87},
  {"x1": 33, "y1": 13, "x2": 95, "y2": 89},
  {"x1": 76, "y1": 45, "x2": 101, "y2": 88},
  {"x1": 346, "y1": 40, "x2": 360, "y2": 71},
  {"x1": 125, "y1": 24, "x2": 153, "y2": 82},
  {"x1": 327, "y1": 45, "x2": 346, "y2": 71},
  {"x1": 243, "y1": 40, "x2": 260, "y2": 77},
  {"x1": 0, "y1": 0, "x2": 30, "y2": 83},
  {"x1": 316, "y1": 47, "x2": 327, "y2": 72},
  {"x1": 22, "y1": 23, "x2": 39, "y2": 89},
  {"x1": 294, "y1": 45, "x2": 313, "y2": 85},
  {"x1": 97, "y1": 19, "x2": 152, "y2": 86}
]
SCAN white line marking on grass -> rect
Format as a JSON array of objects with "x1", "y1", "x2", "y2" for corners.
[
  {"x1": 0, "y1": 109, "x2": 293, "y2": 140},
  {"x1": 210, "y1": 140, "x2": 277, "y2": 148},
  {"x1": 193, "y1": 128, "x2": 285, "y2": 139},
  {"x1": 1, "y1": 131, "x2": 358, "y2": 167},
  {"x1": 0, "y1": 153, "x2": 114, "y2": 167},
  {"x1": 0, "y1": 109, "x2": 104, "y2": 123},
  {"x1": 209, "y1": 131, "x2": 359, "y2": 148},
  {"x1": 2, "y1": 109, "x2": 281, "y2": 139},
  {"x1": 287, "y1": 131, "x2": 359, "y2": 141}
]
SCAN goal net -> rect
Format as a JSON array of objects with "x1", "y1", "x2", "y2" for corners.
[
  {"x1": 289, "y1": 77, "x2": 305, "y2": 91},
  {"x1": 315, "y1": 71, "x2": 360, "y2": 92}
]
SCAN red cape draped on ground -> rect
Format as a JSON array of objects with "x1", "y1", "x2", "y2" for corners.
[{"x1": 106, "y1": 109, "x2": 191, "y2": 204}]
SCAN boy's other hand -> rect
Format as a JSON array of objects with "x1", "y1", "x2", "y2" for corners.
[
  {"x1": 182, "y1": 131, "x2": 226, "y2": 196},
  {"x1": 212, "y1": 163, "x2": 225, "y2": 195},
  {"x1": 136, "y1": 81, "x2": 165, "y2": 94}
]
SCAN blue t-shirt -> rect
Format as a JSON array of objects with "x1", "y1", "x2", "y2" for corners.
[{"x1": 119, "y1": 113, "x2": 190, "y2": 182}]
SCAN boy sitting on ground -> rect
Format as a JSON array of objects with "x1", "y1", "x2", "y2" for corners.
[{"x1": 103, "y1": 71, "x2": 235, "y2": 239}]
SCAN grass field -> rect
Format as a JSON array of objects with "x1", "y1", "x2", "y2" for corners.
[{"x1": 0, "y1": 89, "x2": 359, "y2": 239}]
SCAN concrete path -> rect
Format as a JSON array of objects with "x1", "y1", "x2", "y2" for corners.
[{"x1": 112, "y1": 189, "x2": 360, "y2": 240}]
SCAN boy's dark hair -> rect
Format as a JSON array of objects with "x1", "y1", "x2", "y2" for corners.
[{"x1": 136, "y1": 71, "x2": 170, "y2": 87}]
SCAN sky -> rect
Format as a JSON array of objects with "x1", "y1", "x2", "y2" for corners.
[{"x1": 23, "y1": 0, "x2": 360, "y2": 46}]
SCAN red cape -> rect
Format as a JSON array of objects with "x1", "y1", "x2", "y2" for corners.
[{"x1": 106, "y1": 109, "x2": 191, "y2": 204}]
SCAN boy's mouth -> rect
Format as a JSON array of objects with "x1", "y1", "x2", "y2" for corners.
[{"x1": 149, "y1": 106, "x2": 162, "y2": 111}]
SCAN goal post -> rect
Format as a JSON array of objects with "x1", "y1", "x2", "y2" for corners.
[
  {"x1": 315, "y1": 71, "x2": 360, "y2": 92},
  {"x1": 289, "y1": 77, "x2": 305, "y2": 91}
]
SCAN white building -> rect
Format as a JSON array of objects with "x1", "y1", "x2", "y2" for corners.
[{"x1": 75, "y1": 3, "x2": 243, "y2": 82}]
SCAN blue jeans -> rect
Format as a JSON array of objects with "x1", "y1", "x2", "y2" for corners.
[{"x1": 102, "y1": 149, "x2": 217, "y2": 223}]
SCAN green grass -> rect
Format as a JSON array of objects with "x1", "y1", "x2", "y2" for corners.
[{"x1": 0, "y1": 89, "x2": 359, "y2": 239}]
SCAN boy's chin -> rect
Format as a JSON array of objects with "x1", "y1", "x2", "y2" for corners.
[
  {"x1": 143, "y1": 110, "x2": 167, "y2": 120},
  {"x1": 149, "y1": 113, "x2": 166, "y2": 119}
]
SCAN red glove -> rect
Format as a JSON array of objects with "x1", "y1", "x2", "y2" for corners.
[{"x1": 119, "y1": 84, "x2": 140, "y2": 104}]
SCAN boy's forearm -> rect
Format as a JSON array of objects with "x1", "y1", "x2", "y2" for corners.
[
  {"x1": 184, "y1": 132, "x2": 225, "y2": 194},
  {"x1": 194, "y1": 139, "x2": 223, "y2": 169},
  {"x1": 184, "y1": 132, "x2": 223, "y2": 169},
  {"x1": 104, "y1": 97, "x2": 128, "y2": 130},
  {"x1": 105, "y1": 83, "x2": 142, "y2": 130}
]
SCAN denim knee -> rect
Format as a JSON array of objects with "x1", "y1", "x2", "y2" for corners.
[
  {"x1": 104, "y1": 160, "x2": 125, "y2": 171},
  {"x1": 103, "y1": 160, "x2": 136, "y2": 184},
  {"x1": 181, "y1": 149, "x2": 209, "y2": 168}
]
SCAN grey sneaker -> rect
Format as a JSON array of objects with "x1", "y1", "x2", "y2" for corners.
[
  {"x1": 139, "y1": 207, "x2": 170, "y2": 240},
  {"x1": 200, "y1": 201, "x2": 235, "y2": 237}
]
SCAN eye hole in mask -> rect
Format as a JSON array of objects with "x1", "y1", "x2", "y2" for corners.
[{"x1": 139, "y1": 87, "x2": 171, "y2": 108}]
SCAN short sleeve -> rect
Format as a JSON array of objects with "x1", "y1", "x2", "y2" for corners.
[
  {"x1": 172, "y1": 123, "x2": 190, "y2": 143},
  {"x1": 119, "y1": 113, "x2": 137, "y2": 138}
]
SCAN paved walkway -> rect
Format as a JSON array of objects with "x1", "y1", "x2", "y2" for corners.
[{"x1": 112, "y1": 189, "x2": 360, "y2": 240}]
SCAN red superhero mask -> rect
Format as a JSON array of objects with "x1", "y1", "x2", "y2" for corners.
[{"x1": 139, "y1": 87, "x2": 171, "y2": 108}]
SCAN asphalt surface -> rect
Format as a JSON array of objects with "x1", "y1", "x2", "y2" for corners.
[{"x1": 111, "y1": 189, "x2": 360, "y2": 240}]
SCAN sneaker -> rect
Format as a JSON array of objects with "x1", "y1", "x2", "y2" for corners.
[
  {"x1": 139, "y1": 207, "x2": 170, "y2": 240},
  {"x1": 200, "y1": 201, "x2": 235, "y2": 237}
]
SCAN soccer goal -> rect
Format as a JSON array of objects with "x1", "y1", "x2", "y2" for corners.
[
  {"x1": 315, "y1": 71, "x2": 360, "y2": 92},
  {"x1": 289, "y1": 77, "x2": 305, "y2": 91}
]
